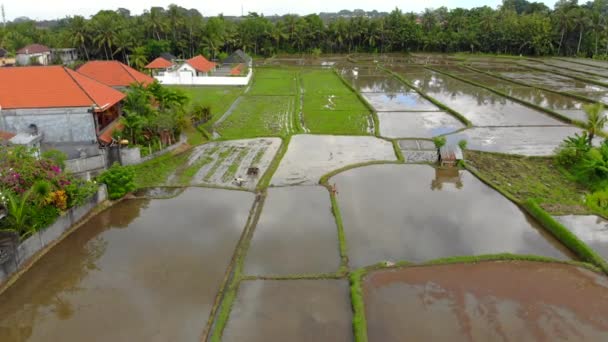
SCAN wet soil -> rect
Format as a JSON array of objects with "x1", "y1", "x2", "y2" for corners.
[
  {"x1": 555, "y1": 215, "x2": 608, "y2": 261},
  {"x1": 244, "y1": 186, "x2": 341, "y2": 276},
  {"x1": 364, "y1": 262, "x2": 608, "y2": 342},
  {"x1": 0, "y1": 188, "x2": 254, "y2": 342},
  {"x1": 222, "y1": 280, "x2": 353, "y2": 342},
  {"x1": 332, "y1": 164, "x2": 573, "y2": 267},
  {"x1": 271, "y1": 134, "x2": 396, "y2": 186}
]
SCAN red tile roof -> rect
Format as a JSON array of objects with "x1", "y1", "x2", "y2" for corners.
[
  {"x1": 186, "y1": 55, "x2": 217, "y2": 73},
  {"x1": 230, "y1": 64, "x2": 244, "y2": 75},
  {"x1": 0, "y1": 66, "x2": 125, "y2": 110},
  {"x1": 77, "y1": 60, "x2": 154, "y2": 87},
  {"x1": 98, "y1": 120, "x2": 124, "y2": 144},
  {"x1": 17, "y1": 44, "x2": 50, "y2": 55},
  {"x1": 145, "y1": 57, "x2": 174, "y2": 69}
]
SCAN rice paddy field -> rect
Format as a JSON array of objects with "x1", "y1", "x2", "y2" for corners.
[{"x1": 3, "y1": 54, "x2": 608, "y2": 342}]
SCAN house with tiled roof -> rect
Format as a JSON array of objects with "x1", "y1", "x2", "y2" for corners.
[
  {"x1": 144, "y1": 57, "x2": 174, "y2": 76},
  {"x1": 154, "y1": 54, "x2": 252, "y2": 86},
  {"x1": 0, "y1": 65, "x2": 125, "y2": 158},
  {"x1": 77, "y1": 60, "x2": 154, "y2": 89},
  {"x1": 16, "y1": 44, "x2": 51, "y2": 66}
]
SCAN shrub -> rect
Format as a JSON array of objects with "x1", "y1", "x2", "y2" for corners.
[
  {"x1": 433, "y1": 136, "x2": 447, "y2": 149},
  {"x1": 458, "y1": 139, "x2": 468, "y2": 150},
  {"x1": 555, "y1": 132, "x2": 589, "y2": 168},
  {"x1": 30, "y1": 204, "x2": 60, "y2": 231},
  {"x1": 191, "y1": 104, "x2": 212, "y2": 124},
  {"x1": 586, "y1": 190, "x2": 608, "y2": 215},
  {"x1": 41, "y1": 149, "x2": 68, "y2": 169},
  {"x1": 97, "y1": 163, "x2": 136, "y2": 200}
]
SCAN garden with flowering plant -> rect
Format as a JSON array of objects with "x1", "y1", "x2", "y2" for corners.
[{"x1": 0, "y1": 146, "x2": 98, "y2": 238}]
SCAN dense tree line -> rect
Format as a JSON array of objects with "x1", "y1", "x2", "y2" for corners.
[{"x1": 1, "y1": 0, "x2": 607, "y2": 68}]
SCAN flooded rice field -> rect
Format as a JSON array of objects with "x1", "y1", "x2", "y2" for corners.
[
  {"x1": 222, "y1": 280, "x2": 352, "y2": 342},
  {"x1": 399, "y1": 69, "x2": 566, "y2": 126},
  {"x1": 364, "y1": 262, "x2": 608, "y2": 342},
  {"x1": 555, "y1": 215, "x2": 608, "y2": 261},
  {"x1": 500, "y1": 71, "x2": 608, "y2": 96},
  {"x1": 0, "y1": 188, "x2": 254, "y2": 341},
  {"x1": 187, "y1": 138, "x2": 280, "y2": 190},
  {"x1": 347, "y1": 75, "x2": 410, "y2": 93},
  {"x1": 378, "y1": 111, "x2": 464, "y2": 139},
  {"x1": 332, "y1": 164, "x2": 572, "y2": 267},
  {"x1": 244, "y1": 186, "x2": 341, "y2": 276},
  {"x1": 362, "y1": 92, "x2": 439, "y2": 111},
  {"x1": 446, "y1": 126, "x2": 589, "y2": 156},
  {"x1": 271, "y1": 134, "x2": 396, "y2": 186}
]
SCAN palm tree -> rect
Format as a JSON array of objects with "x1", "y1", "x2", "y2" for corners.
[
  {"x1": 571, "y1": 8, "x2": 590, "y2": 55},
  {"x1": 130, "y1": 46, "x2": 149, "y2": 70},
  {"x1": 113, "y1": 29, "x2": 133, "y2": 63},
  {"x1": 584, "y1": 103, "x2": 607, "y2": 146},
  {"x1": 68, "y1": 16, "x2": 90, "y2": 60},
  {"x1": 554, "y1": 7, "x2": 573, "y2": 55}
]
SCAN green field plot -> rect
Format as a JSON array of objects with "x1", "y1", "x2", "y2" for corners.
[
  {"x1": 170, "y1": 86, "x2": 243, "y2": 122},
  {"x1": 248, "y1": 68, "x2": 297, "y2": 95},
  {"x1": 300, "y1": 69, "x2": 353, "y2": 96},
  {"x1": 300, "y1": 69, "x2": 372, "y2": 134},
  {"x1": 216, "y1": 95, "x2": 296, "y2": 138}
]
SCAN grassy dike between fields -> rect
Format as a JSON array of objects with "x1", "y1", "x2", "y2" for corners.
[
  {"x1": 463, "y1": 158, "x2": 608, "y2": 275},
  {"x1": 463, "y1": 64, "x2": 606, "y2": 105},
  {"x1": 333, "y1": 68, "x2": 380, "y2": 136},
  {"x1": 205, "y1": 192, "x2": 267, "y2": 342},
  {"x1": 427, "y1": 66, "x2": 579, "y2": 126},
  {"x1": 378, "y1": 65, "x2": 473, "y2": 127}
]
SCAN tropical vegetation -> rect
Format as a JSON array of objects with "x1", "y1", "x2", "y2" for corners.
[
  {"x1": 0, "y1": 147, "x2": 98, "y2": 237},
  {"x1": 1, "y1": 0, "x2": 608, "y2": 68}
]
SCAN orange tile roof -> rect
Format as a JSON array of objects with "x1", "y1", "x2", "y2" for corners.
[
  {"x1": 77, "y1": 60, "x2": 154, "y2": 87},
  {"x1": 0, "y1": 66, "x2": 125, "y2": 110},
  {"x1": 230, "y1": 63, "x2": 244, "y2": 75},
  {"x1": 186, "y1": 55, "x2": 217, "y2": 73},
  {"x1": 145, "y1": 57, "x2": 174, "y2": 69},
  {"x1": 98, "y1": 120, "x2": 124, "y2": 144}
]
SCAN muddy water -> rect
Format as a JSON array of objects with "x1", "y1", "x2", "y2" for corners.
[
  {"x1": 446, "y1": 126, "x2": 588, "y2": 156},
  {"x1": 364, "y1": 262, "x2": 608, "y2": 342},
  {"x1": 400, "y1": 69, "x2": 565, "y2": 126},
  {"x1": 0, "y1": 188, "x2": 254, "y2": 342},
  {"x1": 555, "y1": 215, "x2": 608, "y2": 261},
  {"x1": 222, "y1": 280, "x2": 352, "y2": 342},
  {"x1": 378, "y1": 111, "x2": 464, "y2": 139},
  {"x1": 332, "y1": 164, "x2": 572, "y2": 267},
  {"x1": 519, "y1": 61, "x2": 608, "y2": 84},
  {"x1": 244, "y1": 186, "x2": 341, "y2": 275}
]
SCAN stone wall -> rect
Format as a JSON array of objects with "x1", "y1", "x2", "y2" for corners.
[
  {"x1": 120, "y1": 134, "x2": 186, "y2": 165},
  {"x1": 0, "y1": 185, "x2": 108, "y2": 286},
  {"x1": 0, "y1": 107, "x2": 97, "y2": 143}
]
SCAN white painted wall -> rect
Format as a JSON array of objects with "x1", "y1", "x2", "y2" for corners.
[
  {"x1": 154, "y1": 68, "x2": 252, "y2": 86},
  {"x1": 16, "y1": 52, "x2": 50, "y2": 66}
]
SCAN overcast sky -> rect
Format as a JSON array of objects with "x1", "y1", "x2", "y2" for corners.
[{"x1": 3, "y1": 0, "x2": 559, "y2": 21}]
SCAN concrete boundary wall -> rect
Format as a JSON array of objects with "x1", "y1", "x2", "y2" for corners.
[
  {"x1": 120, "y1": 134, "x2": 187, "y2": 166},
  {"x1": 154, "y1": 68, "x2": 253, "y2": 86},
  {"x1": 0, "y1": 185, "x2": 108, "y2": 285}
]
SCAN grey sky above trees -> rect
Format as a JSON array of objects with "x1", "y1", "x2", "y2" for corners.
[{"x1": 4, "y1": 0, "x2": 557, "y2": 21}]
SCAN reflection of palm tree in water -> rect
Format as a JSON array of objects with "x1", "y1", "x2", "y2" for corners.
[
  {"x1": 0, "y1": 199, "x2": 148, "y2": 341},
  {"x1": 431, "y1": 167, "x2": 463, "y2": 191}
]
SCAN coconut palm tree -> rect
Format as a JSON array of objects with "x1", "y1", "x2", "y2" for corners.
[{"x1": 583, "y1": 103, "x2": 607, "y2": 146}]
